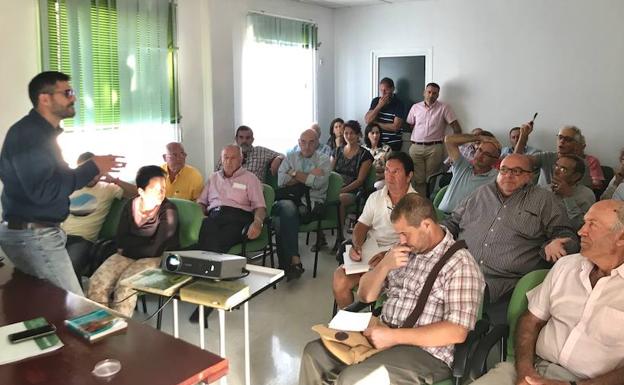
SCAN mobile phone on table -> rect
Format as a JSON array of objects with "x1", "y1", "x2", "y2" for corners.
[{"x1": 8, "y1": 324, "x2": 56, "y2": 343}]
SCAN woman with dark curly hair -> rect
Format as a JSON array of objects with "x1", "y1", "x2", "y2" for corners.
[{"x1": 327, "y1": 117, "x2": 345, "y2": 152}]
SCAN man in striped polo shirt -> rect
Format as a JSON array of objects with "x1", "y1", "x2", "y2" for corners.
[{"x1": 365, "y1": 77, "x2": 406, "y2": 152}]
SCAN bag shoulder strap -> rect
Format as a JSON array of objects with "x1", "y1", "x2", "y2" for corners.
[{"x1": 401, "y1": 239, "x2": 467, "y2": 329}]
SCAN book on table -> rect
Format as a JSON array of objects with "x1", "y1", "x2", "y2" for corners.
[
  {"x1": 120, "y1": 267, "x2": 193, "y2": 296},
  {"x1": 65, "y1": 309, "x2": 128, "y2": 343},
  {"x1": 179, "y1": 279, "x2": 250, "y2": 310},
  {"x1": 0, "y1": 317, "x2": 63, "y2": 365}
]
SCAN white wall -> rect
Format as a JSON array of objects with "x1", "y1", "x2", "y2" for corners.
[
  {"x1": 0, "y1": 1, "x2": 40, "y2": 143},
  {"x1": 334, "y1": 0, "x2": 624, "y2": 167},
  {"x1": 177, "y1": 0, "x2": 335, "y2": 175}
]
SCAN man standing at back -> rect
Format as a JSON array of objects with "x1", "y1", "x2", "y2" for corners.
[
  {"x1": 365, "y1": 77, "x2": 406, "y2": 151},
  {"x1": 407, "y1": 82, "x2": 462, "y2": 196},
  {"x1": 0, "y1": 71, "x2": 122, "y2": 295},
  {"x1": 161, "y1": 142, "x2": 204, "y2": 201}
]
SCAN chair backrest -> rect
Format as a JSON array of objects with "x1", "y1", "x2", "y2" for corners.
[
  {"x1": 326, "y1": 172, "x2": 344, "y2": 204},
  {"x1": 97, "y1": 198, "x2": 127, "y2": 240},
  {"x1": 506, "y1": 269, "x2": 549, "y2": 360},
  {"x1": 264, "y1": 167, "x2": 278, "y2": 191},
  {"x1": 262, "y1": 183, "x2": 275, "y2": 216},
  {"x1": 168, "y1": 198, "x2": 205, "y2": 249},
  {"x1": 364, "y1": 166, "x2": 377, "y2": 192},
  {"x1": 601, "y1": 165, "x2": 614, "y2": 185},
  {"x1": 433, "y1": 185, "x2": 449, "y2": 209}
]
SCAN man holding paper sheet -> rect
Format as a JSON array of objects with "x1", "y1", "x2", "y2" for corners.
[
  {"x1": 333, "y1": 152, "x2": 416, "y2": 308},
  {"x1": 300, "y1": 193, "x2": 485, "y2": 385}
]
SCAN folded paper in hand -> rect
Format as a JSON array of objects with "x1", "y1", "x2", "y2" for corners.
[
  {"x1": 328, "y1": 310, "x2": 372, "y2": 332},
  {"x1": 343, "y1": 237, "x2": 384, "y2": 275}
]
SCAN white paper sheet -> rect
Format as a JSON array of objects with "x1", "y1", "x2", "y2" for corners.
[
  {"x1": 328, "y1": 310, "x2": 373, "y2": 332},
  {"x1": 342, "y1": 237, "x2": 384, "y2": 275}
]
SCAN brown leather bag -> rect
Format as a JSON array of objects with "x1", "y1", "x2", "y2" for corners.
[{"x1": 313, "y1": 240, "x2": 467, "y2": 365}]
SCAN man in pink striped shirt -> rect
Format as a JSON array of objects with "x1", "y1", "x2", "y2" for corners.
[{"x1": 406, "y1": 82, "x2": 462, "y2": 196}]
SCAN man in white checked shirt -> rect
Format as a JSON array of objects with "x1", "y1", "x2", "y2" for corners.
[{"x1": 299, "y1": 193, "x2": 485, "y2": 385}]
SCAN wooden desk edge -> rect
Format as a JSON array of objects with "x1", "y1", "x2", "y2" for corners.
[{"x1": 178, "y1": 358, "x2": 229, "y2": 385}]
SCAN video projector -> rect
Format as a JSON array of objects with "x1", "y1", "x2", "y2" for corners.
[{"x1": 162, "y1": 250, "x2": 247, "y2": 280}]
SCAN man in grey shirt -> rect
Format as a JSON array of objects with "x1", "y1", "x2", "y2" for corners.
[
  {"x1": 442, "y1": 154, "x2": 578, "y2": 322},
  {"x1": 549, "y1": 155, "x2": 595, "y2": 231}
]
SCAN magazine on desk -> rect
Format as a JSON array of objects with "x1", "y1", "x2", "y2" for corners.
[
  {"x1": 180, "y1": 279, "x2": 250, "y2": 310},
  {"x1": 0, "y1": 317, "x2": 63, "y2": 365},
  {"x1": 120, "y1": 267, "x2": 193, "y2": 296},
  {"x1": 65, "y1": 309, "x2": 127, "y2": 343}
]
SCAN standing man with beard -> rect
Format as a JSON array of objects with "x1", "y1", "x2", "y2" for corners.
[
  {"x1": 161, "y1": 142, "x2": 204, "y2": 201},
  {"x1": 0, "y1": 71, "x2": 124, "y2": 295},
  {"x1": 219, "y1": 125, "x2": 283, "y2": 183}
]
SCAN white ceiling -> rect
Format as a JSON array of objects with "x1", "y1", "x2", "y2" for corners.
[{"x1": 295, "y1": 0, "x2": 425, "y2": 9}]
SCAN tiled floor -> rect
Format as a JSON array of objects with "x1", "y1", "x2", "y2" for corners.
[{"x1": 134, "y1": 232, "x2": 342, "y2": 385}]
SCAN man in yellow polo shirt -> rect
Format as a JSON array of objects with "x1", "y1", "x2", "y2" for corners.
[{"x1": 161, "y1": 142, "x2": 204, "y2": 201}]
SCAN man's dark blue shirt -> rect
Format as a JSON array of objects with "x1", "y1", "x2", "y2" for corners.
[{"x1": 0, "y1": 109, "x2": 98, "y2": 223}]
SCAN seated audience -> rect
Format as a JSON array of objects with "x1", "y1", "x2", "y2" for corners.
[
  {"x1": 365, "y1": 77, "x2": 406, "y2": 151},
  {"x1": 332, "y1": 120, "x2": 373, "y2": 244},
  {"x1": 549, "y1": 155, "x2": 595, "y2": 230},
  {"x1": 577, "y1": 133, "x2": 605, "y2": 190},
  {"x1": 500, "y1": 126, "x2": 540, "y2": 157},
  {"x1": 333, "y1": 151, "x2": 415, "y2": 309},
  {"x1": 87, "y1": 166, "x2": 179, "y2": 317},
  {"x1": 442, "y1": 154, "x2": 579, "y2": 323},
  {"x1": 601, "y1": 147, "x2": 624, "y2": 200},
  {"x1": 515, "y1": 123, "x2": 592, "y2": 187},
  {"x1": 218, "y1": 125, "x2": 283, "y2": 183},
  {"x1": 161, "y1": 142, "x2": 204, "y2": 201},
  {"x1": 197, "y1": 144, "x2": 266, "y2": 253},
  {"x1": 63, "y1": 152, "x2": 136, "y2": 278},
  {"x1": 438, "y1": 132, "x2": 500, "y2": 213},
  {"x1": 363, "y1": 122, "x2": 392, "y2": 183},
  {"x1": 300, "y1": 193, "x2": 485, "y2": 385},
  {"x1": 327, "y1": 118, "x2": 345, "y2": 153},
  {"x1": 274, "y1": 129, "x2": 330, "y2": 281},
  {"x1": 471, "y1": 200, "x2": 624, "y2": 385}
]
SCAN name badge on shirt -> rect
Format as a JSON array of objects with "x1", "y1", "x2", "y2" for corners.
[{"x1": 232, "y1": 182, "x2": 247, "y2": 190}]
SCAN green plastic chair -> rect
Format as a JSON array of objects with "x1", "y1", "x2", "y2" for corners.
[
  {"x1": 228, "y1": 184, "x2": 276, "y2": 266},
  {"x1": 168, "y1": 198, "x2": 204, "y2": 249},
  {"x1": 298, "y1": 172, "x2": 344, "y2": 278},
  {"x1": 264, "y1": 167, "x2": 279, "y2": 191},
  {"x1": 97, "y1": 198, "x2": 127, "y2": 240},
  {"x1": 433, "y1": 185, "x2": 449, "y2": 221},
  {"x1": 470, "y1": 269, "x2": 549, "y2": 379},
  {"x1": 345, "y1": 165, "x2": 378, "y2": 218}
]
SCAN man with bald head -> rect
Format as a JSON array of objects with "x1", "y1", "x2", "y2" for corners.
[
  {"x1": 442, "y1": 154, "x2": 578, "y2": 322},
  {"x1": 472, "y1": 200, "x2": 624, "y2": 385},
  {"x1": 274, "y1": 129, "x2": 331, "y2": 281},
  {"x1": 515, "y1": 123, "x2": 592, "y2": 188},
  {"x1": 161, "y1": 142, "x2": 204, "y2": 200},
  {"x1": 438, "y1": 131, "x2": 500, "y2": 213},
  {"x1": 197, "y1": 145, "x2": 266, "y2": 253}
]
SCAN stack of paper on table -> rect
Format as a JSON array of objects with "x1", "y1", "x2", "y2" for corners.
[
  {"x1": 342, "y1": 237, "x2": 384, "y2": 275},
  {"x1": 0, "y1": 317, "x2": 63, "y2": 365}
]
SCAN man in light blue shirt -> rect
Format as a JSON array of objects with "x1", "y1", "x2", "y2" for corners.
[
  {"x1": 274, "y1": 129, "x2": 331, "y2": 281},
  {"x1": 438, "y1": 132, "x2": 500, "y2": 213},
  {"x1": 500, "y1": 126, "x2": 540, "y2": 158}
]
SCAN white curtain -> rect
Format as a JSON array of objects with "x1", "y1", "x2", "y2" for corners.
[{"x1": 242, "y1": 13, "x2": 317, "y2": 153}]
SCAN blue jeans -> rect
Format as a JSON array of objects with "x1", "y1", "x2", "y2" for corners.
[
  {"x1": 273, "y1": 200, "x2": 300, "y2": 269},
  {"x1": 0, "y1": 225, "x2": 84, "y2": 295}
]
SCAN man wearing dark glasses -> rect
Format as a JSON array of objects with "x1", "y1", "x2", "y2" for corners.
[{"x1": 0, "y1": 71, "x2": 123, "y2": 295}]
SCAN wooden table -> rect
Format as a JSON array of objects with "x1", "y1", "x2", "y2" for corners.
[{"x1": 0, "y1": 261, "x2": 228, "y2": 385}]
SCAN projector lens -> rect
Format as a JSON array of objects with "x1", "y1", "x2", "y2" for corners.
[{"x1": 164, "y1": 254, "x2": 181, "y2": 272}]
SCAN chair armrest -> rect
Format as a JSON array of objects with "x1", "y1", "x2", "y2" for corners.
[
  {"x1": 469, "y1": 324, "x2": 509, "y2": 380},
  {"x1": 451, "y1": 319, "x2": 490, "y2": 380},
  {"x1": 343, "y1": 300, "x2": 375, "y2": 313}
]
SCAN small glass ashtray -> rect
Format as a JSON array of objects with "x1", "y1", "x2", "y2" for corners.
[{"x1": 92, "y1": 358, "x2": 122, "y2": 378}]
